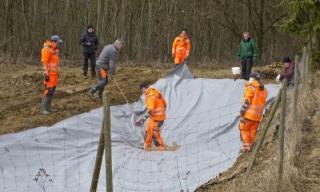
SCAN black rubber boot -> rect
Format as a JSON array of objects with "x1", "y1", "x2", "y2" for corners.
[
  {"x1": 47, "y1": 95, "x2": 57, "y2": 113},
  {"x1": 41, "y1": 96, "x2": 51, "y2": 115}
]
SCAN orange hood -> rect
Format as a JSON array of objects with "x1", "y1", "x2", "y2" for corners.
[
  {"x1": 144, "y1": 87, "x2": 161, "y2": 98},
  {"x1": 178, "y1": 33, "x2": 189, "y2": 40},
  {"x1": 246, "y1": 80, "x2": 260, "y2": 87},
  {"x1": 43, "y1": 40, "x2": 57, "y2": 49}
]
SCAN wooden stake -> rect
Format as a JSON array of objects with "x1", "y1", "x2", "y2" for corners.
[
  {"x1": 103, "y1": 91, "x2": 113, "y2": 192},
  {"x1": 277, "y1": 79, "x2": 288, "y2": 192},
  {"x1": 90, "y1": 91, "x2": 113, "y2": 192},
  {"x1": 293, "y1": 55, "x2": 299, "y2": 127},
  {"x1": 90, "y1": 122, "x2": 105, "y2": 192}
]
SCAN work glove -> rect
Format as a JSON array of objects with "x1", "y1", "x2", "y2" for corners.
[
  {"x1": 276, "y1": 74, "x2": 281, "y2": 82},
  {"x1": 101, "y1": 65, "x2": 108, "y2": 72},
  {"x1": 44, "y1": 73, "x2": 49, "y2": 82},
  {"x1": 183, "y1": 57, "x2": 189, "y2": 65},
  {"x1": 135, "y1": 118, "x2": 145, "y2": 126}
]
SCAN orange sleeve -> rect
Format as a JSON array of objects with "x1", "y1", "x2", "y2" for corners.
[
  {"x1": 41, "y1": 48, "x2": 50, "y2": 72},
  {"x1": 186, "y1": 39, "x2": 191, "y2": 57},
  {"x1": 172, "y1": 37, "x2": 178, "y2": 55},
  {"x1": 146, "y1": 95, "x2": 156, "y2": 111},
  {"x1": 244, "y1": 86, "x2": 254, "y2": 103}
]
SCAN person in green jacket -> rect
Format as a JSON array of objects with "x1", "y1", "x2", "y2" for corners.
[{"x1": 237, "y1": 32, "x2": 258, "y2": 80}]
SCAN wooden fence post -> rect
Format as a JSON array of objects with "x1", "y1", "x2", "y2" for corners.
[
  {"x1": 90, "y1": 91, "x2": 113, "y2": 192},
  {"x1": 103, "y1": 91, "x2": 113, "y2": 192},
  {"x1": 293, "y1": 55, "x2": 299, "y2": 128},
  {"x1": 247, "y1": 88, "x2": 282, "y2": 174},
  {"x1": 90, "y1": 122, "x2": 106, "y2": 192},
  {"x1": 277, "y1": 79, "x2": 288, "y2": 192},
  {"x1": 302, "y1": 47, "x2": 308, "y2": 88}
]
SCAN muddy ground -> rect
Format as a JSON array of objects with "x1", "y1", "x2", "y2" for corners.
[{"x1": 0, "y1": 60, "x2": 238, "y2": 135}]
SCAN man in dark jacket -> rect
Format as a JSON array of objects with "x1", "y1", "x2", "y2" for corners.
[
  {"x1": 237, "y1": 32, "x2": 258, "y2": 80},
  {"x1": 80, "y1": 25, "x2": 99, "y2": 79}
]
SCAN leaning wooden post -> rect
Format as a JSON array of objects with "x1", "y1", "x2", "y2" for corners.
[
  {"x1": 246, "y1": 87, "x2": 282, "y2": 174},
  {"x1": 302, "y1": 47, "x2": 308, "y2": 88},
  {"x1": 277, "y1": 79, "x2": 288, "y2": 192},
  {"x1": 103, "y1": 91, "x2": 113, "y2": 192},
  {"x1": 293, "y1": 55, "x2": 299, "y2": 127},
  {"x1": 90, "y1": 91, "x2": 113, "y2": 192},
  {"x1": 90, "y1": 121, "x2": 106, "y2": 191}
]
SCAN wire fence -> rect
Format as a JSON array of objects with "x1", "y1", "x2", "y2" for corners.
[
  {"x1": 0, "y1": 68, "x2": 284, "y2": 192},
  {"x1": 245, "y1": 46, "x2": 312, "y2": 192}
]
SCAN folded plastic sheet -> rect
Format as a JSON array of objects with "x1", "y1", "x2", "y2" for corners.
[{"x1": 0, "y1": 65, "x2": 280, "y2": 192}]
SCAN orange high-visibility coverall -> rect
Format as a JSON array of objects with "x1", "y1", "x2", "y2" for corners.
[
  {"x1": 172, "y1": 34, "x2": 191, "y2": 65},
  {"x1": 41, "y1": 40, "x2": 60, "y2": 96},
  {"x1": 240, "y1": 80, "x2": 268, "y2": 150},
  {"x1": 144, "y1": 88, "x2": 167, "y2": 150}
]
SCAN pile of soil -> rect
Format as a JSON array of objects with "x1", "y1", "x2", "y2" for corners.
[{"x1": 256, "y1": 62, "x2": 283, "y2": 80}]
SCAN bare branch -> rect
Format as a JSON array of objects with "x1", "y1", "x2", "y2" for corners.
[{"x1": 263, "y1": 13, "x2": 288, "y2": 33}]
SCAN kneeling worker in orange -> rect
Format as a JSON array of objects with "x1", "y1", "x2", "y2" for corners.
[
  {"x1": 136, "y1": 81, "x2": 167, "y2": 151},
  {"x1": 239, "y1": 72, "x2": 268, "y2": 152},
  {"x1": 41, "y1": 35, "x2": 63, "y2": 115},
  {"x1": 172, "y1": 29, "x2": 191, "y2": 65}
]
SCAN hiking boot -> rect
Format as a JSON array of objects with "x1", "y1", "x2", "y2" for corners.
[
  {"x1": 83, "y1": 75, "x2": 88, "y2": 79},
  {"x1": 240, "y1": 144, "x2": 250, "y2": 153},
  {"x1": 86, "y1": 87, "x2": 97, "y2": 101},
  {"x1": 144, "y1": 144, "x2": 152, "y2": 151},
  {"x1": 157, "y1": 146, "x2": 165, "y2": 151},
  {"x1": 41, "y1": 110, "x2": 51, "y2": 115}
]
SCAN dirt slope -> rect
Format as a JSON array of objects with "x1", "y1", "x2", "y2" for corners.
[
  {"x1": 0, "y1": 62, "x2": 169, "y2": 134},
  {"x1": 0, "y1": 60, "x2": 235, "y2": 135}
]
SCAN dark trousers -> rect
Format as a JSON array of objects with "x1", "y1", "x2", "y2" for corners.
[
  {"x1": 83, "y1": 52, "x2": 96, "y2": 76},
  {"x1": 241, "y1": 57, "x2": 253, "y2": 80}
]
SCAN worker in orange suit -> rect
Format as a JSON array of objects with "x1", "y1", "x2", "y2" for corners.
[
  {"x1": 135, "y1": 81, "x2": 167, "y2": 151},
  {"x1": 239, "y1": 72, "x2": 268, "y2": 152},
  {"x1": 41, "y1": 35, "x2": 63, "y2": 115},
  {"x1": 172, "y1": 29, "x2": 191, "y2": 65}
]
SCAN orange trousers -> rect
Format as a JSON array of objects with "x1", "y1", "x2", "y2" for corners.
[
  {"x1": 239, "y1": 118, "x2": 260, "y2": 145},
  {"x1": 43, "y1": 73, "x2": 58, "y2": 96},
  {"x1": 174, "y1": 54, "x2": 187, "y2": 65},
  {"x1": 145, "y1": 119, "x2": 164, "y2": 149}
]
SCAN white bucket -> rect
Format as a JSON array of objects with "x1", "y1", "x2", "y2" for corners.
[{"x1": 232, "y1": 67, "x2": 241, "y2": 75}]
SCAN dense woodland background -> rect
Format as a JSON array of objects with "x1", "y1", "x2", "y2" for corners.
[{"x1": 0, "y1": 0, "x2": 318, "y2": 66}]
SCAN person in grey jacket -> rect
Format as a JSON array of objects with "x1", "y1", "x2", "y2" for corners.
[
  {"x1": 80, "y1": 25, "x2": 99, "y2": 79},
  {"x1": 87, "y1": 39, "x2": 125, "y2": 98}
]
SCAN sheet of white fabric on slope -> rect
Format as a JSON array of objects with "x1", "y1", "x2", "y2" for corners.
[{"x1": 0, "y1": 65, "x2": 280, "y2": 192}]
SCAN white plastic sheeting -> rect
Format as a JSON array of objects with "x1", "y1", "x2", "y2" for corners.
[{"x1": 0, "y1": 65, "x2": 280, "y2": 192}]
